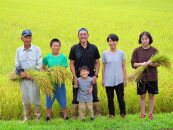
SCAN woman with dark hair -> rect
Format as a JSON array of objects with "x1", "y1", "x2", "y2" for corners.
[
  {"x1": 102, "y1": 34, "x2": 126, "y2": 118},
  {"x1": 131, "y1": 31, "x2": 159, "y2": 120}
]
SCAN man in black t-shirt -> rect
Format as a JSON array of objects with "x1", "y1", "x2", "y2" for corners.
[{"x1": 69, "y1": 28, "x2": 100, "y2": 118}]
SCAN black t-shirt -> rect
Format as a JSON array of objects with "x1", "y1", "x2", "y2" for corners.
[{"x1": 69, "y1": 42, "x2": 100, "y2": 77}]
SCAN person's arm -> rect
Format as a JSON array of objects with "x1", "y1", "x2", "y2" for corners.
[
  {"x1": 148, "y1": 62, "x2": 160, "y2": 67},
  {"x1": 42, "y1": 65, "x2": 46, "y2": 70},
  {"x1": 93, "y1": 59, "x2": 100, "y2": 84},
  {"x1": 88, "y1": 84, "x2": 93, "y2": 94},
  {"x1": 131, "y1": 49, "x2": 148, "y2": 68},
  {"x1": 133, "y1": 62, "x2": 148, "y2": 68},
  {"x1": 70, "y1": 60, "x2": 77, "y2": 78},
  {"x1": 15, "y1": 49, "x2": 26, "y2": 78},
  {"x1": 94, "y1": 46, "x2": 100, "y2": 77},
  {"x1": 69, "y1": 46, "x2": 78, "y2": 86},
  {"x1": 122, "y1": 60, "x2": 127, "y2": 87},
  {"x1": 70, "y1": 60, "x2": 78, "y2": 87},
  {"x1": 133, "y1": 60, "x2": 160, "y2": 68},
  {"x1": 36, "y1": 47, "x2": 42, "y2": 70},
  {"x1": 102, "y1": 63, "x2": 105, "y2": 86},
  {"x1": 41, "y1": 56, "x2": 48, "y2": 71},
  {"x1": 95, "y1": 59, "x2": 100, "y2": 76}
]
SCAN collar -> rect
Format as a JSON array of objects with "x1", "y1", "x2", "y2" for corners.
[
  {"x1": 141, "y1": 45, "x2": 151, "y2": 50},
  {"x1": 79, "y1": 41, "x2": 90, "y2": 49},
  {"x1": 22, "y1": 44, "x2": 33, "y2": 51}
]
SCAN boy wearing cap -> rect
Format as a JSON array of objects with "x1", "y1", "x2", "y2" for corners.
[{"x1": 15, "y1": 30, "x2": 42, "y2": 122}]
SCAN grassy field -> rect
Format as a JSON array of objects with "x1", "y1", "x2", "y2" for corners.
[
  {"x1": 0, "y1": 0, "x2": 173, "y2": 126},
  {"x1": 0, "y1": 113, "x2": 173, "y2": 130}
]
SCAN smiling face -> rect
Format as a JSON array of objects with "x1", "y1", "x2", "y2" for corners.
[
  {"x1": 21, "y1": 35, "x2": 32, "y2": 46},
  {"x1": 80, "y1": 69, "x2": 89, "y2": 78},
  {"x1": 78, "y1": 30, "x2": 89, "y2": 43},
  {"x1": 141, "y1": 35, "x2": 150, "y2": 46},
  {"x1": 51, "y1": 42, "x2": 61, "y2": 55},
  {"x1": 108, "y1": 38, "x2": 118, "y2": 50}
]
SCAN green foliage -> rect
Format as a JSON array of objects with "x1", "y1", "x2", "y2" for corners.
[{"x1": 0, "y1": 113, "x2": 173, "y2": 130}]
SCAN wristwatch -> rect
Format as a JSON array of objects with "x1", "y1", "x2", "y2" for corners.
[{"x1": 95, "y1": 74, "x2": 98, "y2": 78}]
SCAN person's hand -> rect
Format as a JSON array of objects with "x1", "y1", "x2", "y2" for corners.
[
  {"x1": 141, "y1": 62, "x2": 149, "y2": 67},
  {"x1": 25, "y1": 73, "x2": 32, "y2": 80},
  {"x1": 124, "y1": 78, "x2": 127, "y2": 87},
  {"x1": 73, "y1": 77, "x2": 78, "y2": 88},
  {"x1": 40, "y1": 68, "x2": 45, "y2": 72},
  {"x1": 73, "y1": 84, "x2": 78, "y2": 88},
  {"x1": 147, "y1": 60, "x2": 153, "y2": 66},
  {"x1": 20, "y1": 72, "x2": 26, "y2": 78},
  {"x1": 88, "y1": 87, "x2": 93, "y2": 94},
  {"x1": 102, "y1": 79, "x2": 105, "y2": 87},
  {"x1": 92, "y1": 76, "x2": 97, "y2": 84},
  {"x1": 73, "y1": 77, "x2": 78, "y2": 85}
]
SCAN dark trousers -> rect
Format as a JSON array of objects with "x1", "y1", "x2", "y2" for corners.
[
  {"x1": 105, "y1": 83, "x2": 126, "y2": 116},
  {"x1": 72, "y1": 83, "x2": 99, "y2": 104}
]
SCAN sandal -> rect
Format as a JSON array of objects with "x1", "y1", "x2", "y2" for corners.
[
  {"x1": 149, "y1": 113, "x2": 153, "y2": 120},
  {"x1": 140, "y1": 113, "x2": 146, "y2": 118}
]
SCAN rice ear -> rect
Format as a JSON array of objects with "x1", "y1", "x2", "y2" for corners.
[
  {"x1": 48, "y1": 66, "x2": 73, "y2": 86},
  {"x1": 128, "y1": 53, "x2": 171, "y2": 83},
  {"x1": 9, "y1": 71, "x2": 20, "y2": 81}
]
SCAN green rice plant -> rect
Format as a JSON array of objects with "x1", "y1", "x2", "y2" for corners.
[
  {"x1": 128, "y1": 53, "x2": 172, "y2": 82},
  {"x1": 127, "y1": 66, "x2": 145, "y2": 82},
  {"x1": 150, "y1": 53, "x2": 171, "y2": 69}
]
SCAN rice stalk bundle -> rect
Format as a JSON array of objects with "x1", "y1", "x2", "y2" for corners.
[
  {"x1": 128, "y1": 53, "x2": 171, "y2": 82},
  {"x1": 150, "y1": 53, "x2": 171, "y2": 69},
  {"x1": 9, "y1": 70, "x2": 54, "y2": 96},
  {"x1": 48, "y1": 66, "x2": 73, "y2": 85}
]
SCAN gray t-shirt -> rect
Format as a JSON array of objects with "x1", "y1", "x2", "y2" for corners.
[
  {"x1": 102, "y1": 50, "x2": 125, "y2": 87},
  {"x1": 77, "y1": 77, "x2": 93, "y2": 102}
]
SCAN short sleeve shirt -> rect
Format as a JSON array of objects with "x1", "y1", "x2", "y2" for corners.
[
  {"x1": 131, "y1": 46, "x2": 158, "y2": 81},
  {"x1": 77, "y1": 77, "x2": 93, "y2": 102},
  {"x1": 69, "y1": 42, "x2": 100, "y2": 77},
  {"x1": 102, "y1": 50, "x2": 125, "y2": 86},
  {"x1": 43, "y1": 53, "x2": 68, "y2": 68}
]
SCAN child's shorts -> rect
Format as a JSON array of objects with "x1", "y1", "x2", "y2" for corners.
[
  {"x1": 137, "y1": 80, "x2": 158, "y2": 95},
  {"x1": 46, "y1": 83, "x2": 66, "y2": 109}
]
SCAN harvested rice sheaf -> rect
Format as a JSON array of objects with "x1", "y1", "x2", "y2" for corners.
[
  {"x1": 9, "y1": 66, "x2": 73, "y2": 96},
  {"x1": 128, "y1": 53, "x2": 171, "y2": 82}
]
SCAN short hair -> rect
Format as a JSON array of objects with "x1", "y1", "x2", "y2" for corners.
[
  {"x1": 50, "y1": 38, "x2": 61, "y2": 47},
  {"x1": 78, "y1": 28, "x2": 89, "y2": 35},
  {"x1": 79, "y1": 66, "x2": 90, "y2": 72},
  {"x1": 138, "y1": 31, "x2": 153, "y2": 44},
  {"x1": 107, "y1": 34, "x2": 119, "y2": 42}
]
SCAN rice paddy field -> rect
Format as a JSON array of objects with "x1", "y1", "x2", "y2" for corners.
[{"x1": 0, "y1": 0, "x2": 173, "y2": 129}]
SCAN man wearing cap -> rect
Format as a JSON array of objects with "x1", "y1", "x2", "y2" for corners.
[
  {"x1": 15, "y1": 30, "x2": 42, "y2": 122},
  {"x1": 69, "y1": 28, "x2": 100, "y2": 118}
]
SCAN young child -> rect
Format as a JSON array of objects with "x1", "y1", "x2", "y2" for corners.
[
  {"x1": 42, "y1": 38, "x2": 68, "y2": 122},
  {"x1": 74, "y1": 66, "x2": 95, "y2": 121},
  {"x1": 131, "y1": 31, "x2": 159, "y2": 120},
  {"x1": 102, "y1": 34, "x2": 126, "y2": 118},
  {"x1": 15, "y1": 30, "x2": 42, "y2": 122}
]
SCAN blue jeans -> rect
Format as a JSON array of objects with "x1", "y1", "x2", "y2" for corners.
[{"x1": 46, "y1": 83, "x2": 66, "y2": 109}]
